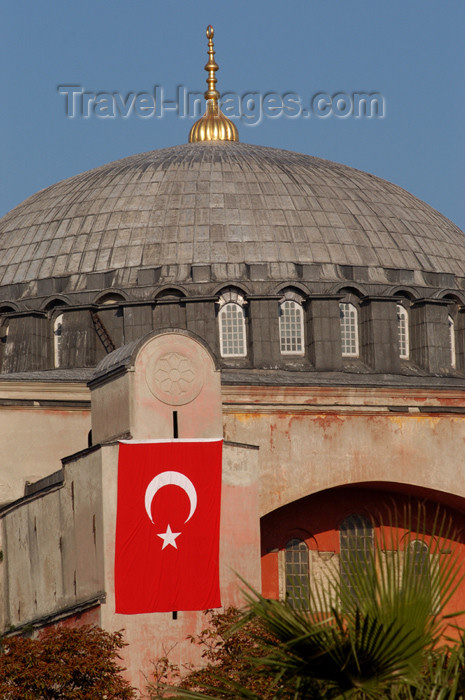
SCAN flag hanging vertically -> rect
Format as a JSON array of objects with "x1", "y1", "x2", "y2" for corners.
[{"x1": 115, "y1": 438, "x2": 222, "y2": 614}]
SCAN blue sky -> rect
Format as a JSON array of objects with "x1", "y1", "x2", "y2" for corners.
[{"x1": 1, "y1": 1, "x2": 464, "y2": 230}]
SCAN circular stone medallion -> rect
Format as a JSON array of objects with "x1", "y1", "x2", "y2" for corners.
[{"x1": 145, "y1": 347, "x2": 205, "y2": 406}]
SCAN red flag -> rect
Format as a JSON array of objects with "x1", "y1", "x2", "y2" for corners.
[{"x1": 115, "y1": 439, "x2": 222, "y2": 614}]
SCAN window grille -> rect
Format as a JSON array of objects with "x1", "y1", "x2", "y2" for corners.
[
  {"x1": 218, "y1": 302, "x2": 247, "y2": 357},
  {"x1": 407, "y1": 539, "x2": 434, "y2": 609},
  {"x1": 285, "y1": 538, "x2": 309, "y2": 609},
  {"x1": 448, "y1": 315, "x2": 456, "y2": 368},
  {"x1": 409, "y1": 540, "x2": 430, "y2": 581},
  {"x1": 340, "y1": 514, "x2": 374, "y2": 603},
  {"x1": 339, "y1": 302, "x2": 359, "y2": 356},
  {"x1": 54, "y1": 314, "x2": 63, "y2": 368},
  {"x1": 279, "y1": 300, "x2": 304, "y2": 355},
  {"x1": 397, "y1": 305, "x2": 409, "y2": 359}
]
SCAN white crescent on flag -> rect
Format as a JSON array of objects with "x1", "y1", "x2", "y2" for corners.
[{"x1": 144, "y1": 471, "x2": 197, "y2": 525}]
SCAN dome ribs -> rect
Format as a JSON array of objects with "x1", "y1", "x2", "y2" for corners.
[{"x1": 1, "y1": 142, "x2": 465, "y2": 302}]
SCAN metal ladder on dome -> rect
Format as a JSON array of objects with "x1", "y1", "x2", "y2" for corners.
[{"x1": 90, "y1": 310, "x2": 116, "y2": 354}]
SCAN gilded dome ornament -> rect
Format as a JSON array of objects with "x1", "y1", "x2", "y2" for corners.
[{"x1": 188, "y1": 25, "x2": 239, "y2": 143}]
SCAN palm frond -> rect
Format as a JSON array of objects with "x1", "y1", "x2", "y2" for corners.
[
  {"x1": 161, "y1": 503, "x2": 465, "y2": 700},
  {"x1": 237, "y1": 504, "x2": 465, "y2": 696}
]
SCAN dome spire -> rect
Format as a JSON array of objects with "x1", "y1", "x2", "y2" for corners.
[
  {"x1": 204, "y1": 24, "x2": 220, "y2": 103},
  {"x1": 189, "y1": 25, "x2": 239, "y2": 143}
]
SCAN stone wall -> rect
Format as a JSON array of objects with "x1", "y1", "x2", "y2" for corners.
[
  {"x1": 0, "y1": 379, "x2": 91, "y2": 503},
  {"x1": 222, "y1": 384, "x2": 465, "y2": 516},
  {"x1": 0, "y1": 448, "x2": 104, "y2": 632}
]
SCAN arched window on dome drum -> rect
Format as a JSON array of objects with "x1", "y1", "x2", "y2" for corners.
[
  {"x1": 340, "y1": 514, "x2": 374, "y2": 603},
  {"x1": 448, "y1": 315, "x2": 456, "y2": 368},
  {"x1": 284, "y1": 538, "x2": 309, "y2": 609},
  {"x1": 339, "y1": 302, "x2": 359, "y2": 357},
  {"x1": 54, "y1": 314, "x2": 63, "y2": 368},
  {"x1": 98, "y1": 293, "x2": 125, "y2": 306},
  {"x1": 279, "y1": 300, "x2": 304, "y2": 355},
  {"x1": 0, "y1": 317, "x2": 9, "y2": 371},
  {"x1": 396, "y1": 304, "x2": 409, "y2": 359},
  {"x1": 218, "y1": 303, "x2": 247, "y2": 357}
]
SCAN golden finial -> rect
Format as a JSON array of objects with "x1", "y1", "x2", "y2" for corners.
[
  {"x1": 204, "y1": 25, "x2": 220, "y2": 103},
  {"x1": 189, "y1": 25, "x2": 239, "y2": 143}
]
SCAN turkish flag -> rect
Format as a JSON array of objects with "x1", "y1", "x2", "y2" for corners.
[{"x1": 115, "y1": 439, "x2": 222, "y2": 614}]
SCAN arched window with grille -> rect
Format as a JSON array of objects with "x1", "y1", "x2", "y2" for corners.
[
  {"x1": 448, "y1": 315, "x2": 456, "y2": 368},
  {"x1": 397, "y1": 304, "x2": 409, "y2": 359},
  {"x1": 406, "y1": 539, "x2": 434, "y2": 609},
  {"x1": 284, "y1": 538, "x2": 309, "y2": 609},
  {"x1": 409, "y1": 540, "x2": 430, "y2": 583},
  {"x1": 339, "y1": 302, "x2": 359, "y2": 357},
  {"x1": 340, "y1": 514, "x2": 374, "y2": 603},
  {"x1": 53, "y1": 313, "x2": 64, "y2": 368},
  {"x1": 279, "y1": 300, "x2": 304, "y2": 355},
  {"x1": 218, "y1": 301, "x2": 247, "y2": 357}
]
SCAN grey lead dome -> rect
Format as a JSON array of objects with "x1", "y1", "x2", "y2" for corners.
[{"x1": 1, "y1": 141, "x2": 464, "y2": 295}]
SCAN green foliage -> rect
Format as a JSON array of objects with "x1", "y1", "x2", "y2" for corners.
[
  {"x1": 153, "y1": 505, "x2": 465, "y2": 699},
  {"x1": 0, "y1": 625, "x2": 137, "y2": 699},
  {"x1": 148, "y1": 607, "x2": 285, "y2": 699}
]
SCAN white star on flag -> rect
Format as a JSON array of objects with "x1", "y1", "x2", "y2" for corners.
[{"x1": 157, "y1": 524, "x2": 181, "y2": 550}]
